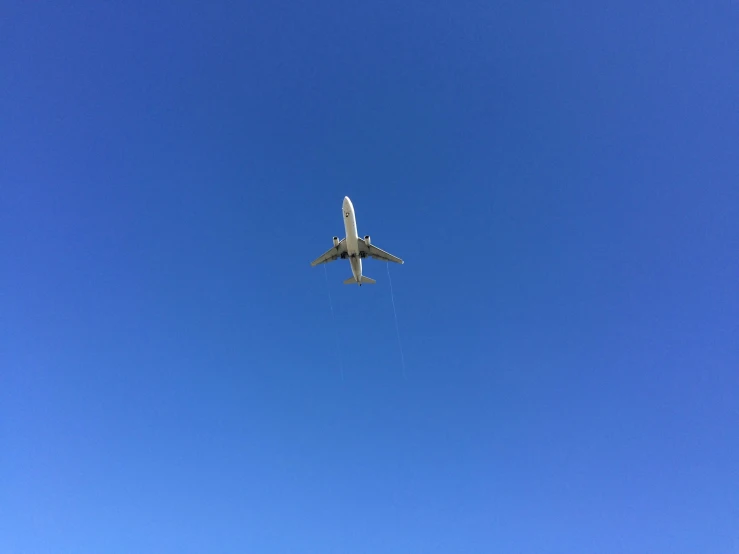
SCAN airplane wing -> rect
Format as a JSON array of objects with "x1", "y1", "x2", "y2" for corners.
[
  {"x1": 357, "y1": 238, "x2": 404, "y2": 264},
  {"x1": 310, "y1": 239, "x2": 347, "y2": 266}
]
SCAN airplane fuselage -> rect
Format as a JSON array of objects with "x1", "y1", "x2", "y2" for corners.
[{"x1": 343, "y1": 196, "x2": 362, "y2": 282}]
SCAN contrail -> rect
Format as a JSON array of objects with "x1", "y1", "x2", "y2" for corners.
[
  {"x1": 387, "y1": 262, "x2": 406, "y2": 379},
  {"x1": 324, "y1": 264, "x2": 344, "y2": 381}
]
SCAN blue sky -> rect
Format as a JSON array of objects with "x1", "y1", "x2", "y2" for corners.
[{"x1": 2, "y1": 1, "x2": 737, "y2": 552}]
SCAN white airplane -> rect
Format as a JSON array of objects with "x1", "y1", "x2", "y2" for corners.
[{"x1": 311, "y1": 196, "x2": 403, "y2": 285}]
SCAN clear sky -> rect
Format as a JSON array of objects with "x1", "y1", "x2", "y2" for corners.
[{"x1": 2, "y1": 1, "x2": 738, "y2": 553}]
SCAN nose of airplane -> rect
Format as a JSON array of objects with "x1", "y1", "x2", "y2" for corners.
[{"x1": 343, "y1": 196, "x2": 351, "y2": 208}]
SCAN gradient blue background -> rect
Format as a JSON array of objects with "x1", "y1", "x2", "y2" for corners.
[{"x1": 2, "y1": 1, "x2": 738, "y2": 552}]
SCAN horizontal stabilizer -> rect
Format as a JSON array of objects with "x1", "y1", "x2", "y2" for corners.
[{"x1": 344, "y1": 275, "x2": 376, "y2": 285}]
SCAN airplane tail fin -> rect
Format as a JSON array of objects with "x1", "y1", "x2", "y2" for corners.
[{"x1": 344, "y1": 276, "x2": 376, "y2": 285}]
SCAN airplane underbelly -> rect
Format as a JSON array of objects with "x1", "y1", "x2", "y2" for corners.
[
  {"x1": 351, "y1": 257, "x2": 361, "y2": 277},
  {"x1": 344, "y1": 218, "x2": 359, "y2": 253}
]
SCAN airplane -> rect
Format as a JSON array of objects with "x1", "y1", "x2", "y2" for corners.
[{"x1": 311, "y1": 196, "x2": 403, "y2": 285}]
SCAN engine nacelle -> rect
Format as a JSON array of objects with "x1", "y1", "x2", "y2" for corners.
[
  {"x1": 332, "y1": 236, "x2": 340, "y2": 247},
  {"x1": 364, "y1": 235, "x2": 371, "y2": 245}
]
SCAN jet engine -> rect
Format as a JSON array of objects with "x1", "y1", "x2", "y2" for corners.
[
  {"x1": 332, "y1": 236, "x2": 340, "y2": 247},
  {"x1": 364, "y1": 235, "x2": 371, "y2": 245}
]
